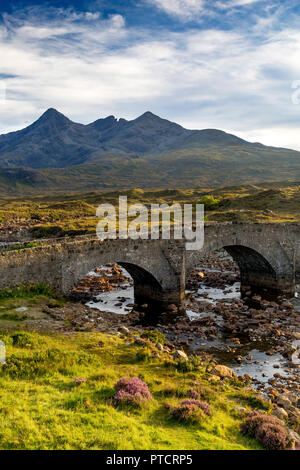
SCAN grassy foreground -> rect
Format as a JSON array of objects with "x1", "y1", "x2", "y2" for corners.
[{"x1": 0, "y1": 314, "x2": 267, "y2": 450}]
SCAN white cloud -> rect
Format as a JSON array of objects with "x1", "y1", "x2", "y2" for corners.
[
  {"x1": 146, "y1": 0, "x2": 205, "y2": 19},
  {"x1": 1, "y1": 5, "x2": 300, "y2": 151},
  {"x1": 226, "y1": 0, "x2": 263, "y2": 6},
  {"x1": 147, "y1": 0, "x2": 264, "y2": 18},
  {"x1": 216, "y1": 0, "x2": 264, "y2": 8}
]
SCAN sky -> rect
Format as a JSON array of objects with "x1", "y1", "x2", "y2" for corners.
[{"x1": 1, "y1": 0, "x2": 300, "y2": 149}]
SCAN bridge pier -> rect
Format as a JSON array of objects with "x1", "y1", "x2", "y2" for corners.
[{"x1": 134, "y1": 284, "x2": 185, "y2": 308}]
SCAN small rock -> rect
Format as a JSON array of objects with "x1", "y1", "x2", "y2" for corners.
[
  {"x1": 173, "y1": 350, "x2": 188, "y2": 360},
  {"x1": 235, "y1": 406, "x2": 247, "y2": 413},
  {"x1": 167, "y1": 304, "x2": 178, "y2": 313},
  {"x1": 74, "y1": 377, "x2": 87, "y2": 384},
  {"x1": 119, "y1": 326, "x2": 130, "y2": 335}
]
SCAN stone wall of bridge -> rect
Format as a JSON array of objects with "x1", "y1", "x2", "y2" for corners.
[
  {"x1": 0, "y1": 238, "x2": 186, "y2": 307},
  {"x1": 187, "y1": 223, "x2": 300, "y2": 295},
  {"x1": 0, "y1": 223, "x2": 299, "y2": 305}
]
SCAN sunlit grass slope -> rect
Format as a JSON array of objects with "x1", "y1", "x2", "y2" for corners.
[{"x1": 0, "y1": 318, "x2": 268, "y2": 450}]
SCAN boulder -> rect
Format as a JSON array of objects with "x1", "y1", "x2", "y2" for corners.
[
  {"x1": 288, "y1": 429, "x2": 300, "y2": 449},
  {"x1": 211, "y1": 364, "x2": 237, "y2": 379},
  {"x1": 276, "y1": 395, "x2": 292, "y2": 409},
  {"x1": 272, "y1": 407, "x2": 288, "y2": 420}
]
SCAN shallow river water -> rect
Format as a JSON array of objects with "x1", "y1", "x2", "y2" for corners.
[{"x1": 87, "y1": 264, "x2": 300, "y2": 387}]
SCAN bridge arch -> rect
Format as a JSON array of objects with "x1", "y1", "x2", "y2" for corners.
[
  {"x1": 61, "y1": 239, "x2": 185, "y2": 306},
  {"x1": 187, "y1": 225, "x2": 296, "y2": 296},
  {"x1": 223, "y1": 245, "x2": 278, "y2": 296},
  {"x1": 118, "y1": 262, "x2": 163, "y2": 305}
]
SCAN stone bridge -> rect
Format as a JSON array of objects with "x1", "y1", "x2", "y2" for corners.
[{"x1": 0, "y1": 223, "x2": 299, "y2": 306}]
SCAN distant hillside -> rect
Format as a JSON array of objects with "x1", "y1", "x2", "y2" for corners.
[{"x1": 0, "y1": 108, "x2": 299, "y2": 194}]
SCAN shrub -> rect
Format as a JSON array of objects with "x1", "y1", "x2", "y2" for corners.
[
  {"x1": 241, "y1": 412, "x2": 289, "y2": 450},
  {"x1": 11, "y1": 332, "x2": 38, "y2": 348},
  {"x1": 113, "y1": 377, "x2": 152, "y2": 406},
  {"x1": 174, "y1": 355, "x2": 202, "y2": 372},
  {"x1": 199, "y1": 195, "x2": 220, "y2": 211},
  {"x1": 181, "y1": 399, "x2": 211, "y2": 415},
  {"x1": 141, "y1": 329, "x2": 166, "y2": 345},
  {"x1": 241, "y1": 412, "x2": 282, "y2": 437},
  {"x1": 255, "y1": 423, "x2": 289, "y2": 450},
  {"x1": 168, "y1": 400, "x2": 211, "y2": 424}
]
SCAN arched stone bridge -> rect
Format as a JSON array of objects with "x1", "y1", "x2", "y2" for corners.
[{"x1": 0, "y1": 223, "x2": 299, "y2": 306}]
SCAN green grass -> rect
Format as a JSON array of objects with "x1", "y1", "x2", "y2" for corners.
[
  {"x1": 0, "y1": 284, "x2": 55, "y2": 300},
  {"x1": 0, "y1": 327, "x2": 265, "y2": 450}
]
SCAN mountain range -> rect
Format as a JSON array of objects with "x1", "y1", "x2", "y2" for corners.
[{"x1": 0, "y1": 108, "x2": 299, "y2": 194}]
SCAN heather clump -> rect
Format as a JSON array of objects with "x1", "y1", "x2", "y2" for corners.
[
  {"x1": 187, "y1": 388, "x2": 200, "y2": 399},
  {"x1": 167, "y1": 399, "x2": 211, "y2": 424},
  {"x1": 241, "y1": 412, "x2": 290, "y2": 450},
  {"x1": 181, "y1": 400, "x2": 211, "y2": 415},
  {"x1": 113, "y1": 377, "x2": 152, "y2": 407}
]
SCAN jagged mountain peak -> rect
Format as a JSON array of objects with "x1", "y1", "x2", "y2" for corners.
[
  {"x1": 89, "y1": 115, "x2": 118, "y2": 131},
  {"x1": 137, "y1": 111, "x2": 159, "y2": 119},
  {"x1": 35, "y1": 108, "x2": 71, "y2": 125},
  {"x1": 42, "y1": 107, "x2": 61, "y2": 116},
  {"x1": 0, "y1": 108, "x2": 297, "y2": 171},
  {"x1": 133, "y1": 110, "x2": 183, "y2": 127}
]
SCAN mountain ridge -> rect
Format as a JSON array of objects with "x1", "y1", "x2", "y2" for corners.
[
  {"x1": 0, "y1": 108, "x2": 289, "y2": 169},
  {"x1": 0, "y1": 108, "x2": 299, "y2": 195}
]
